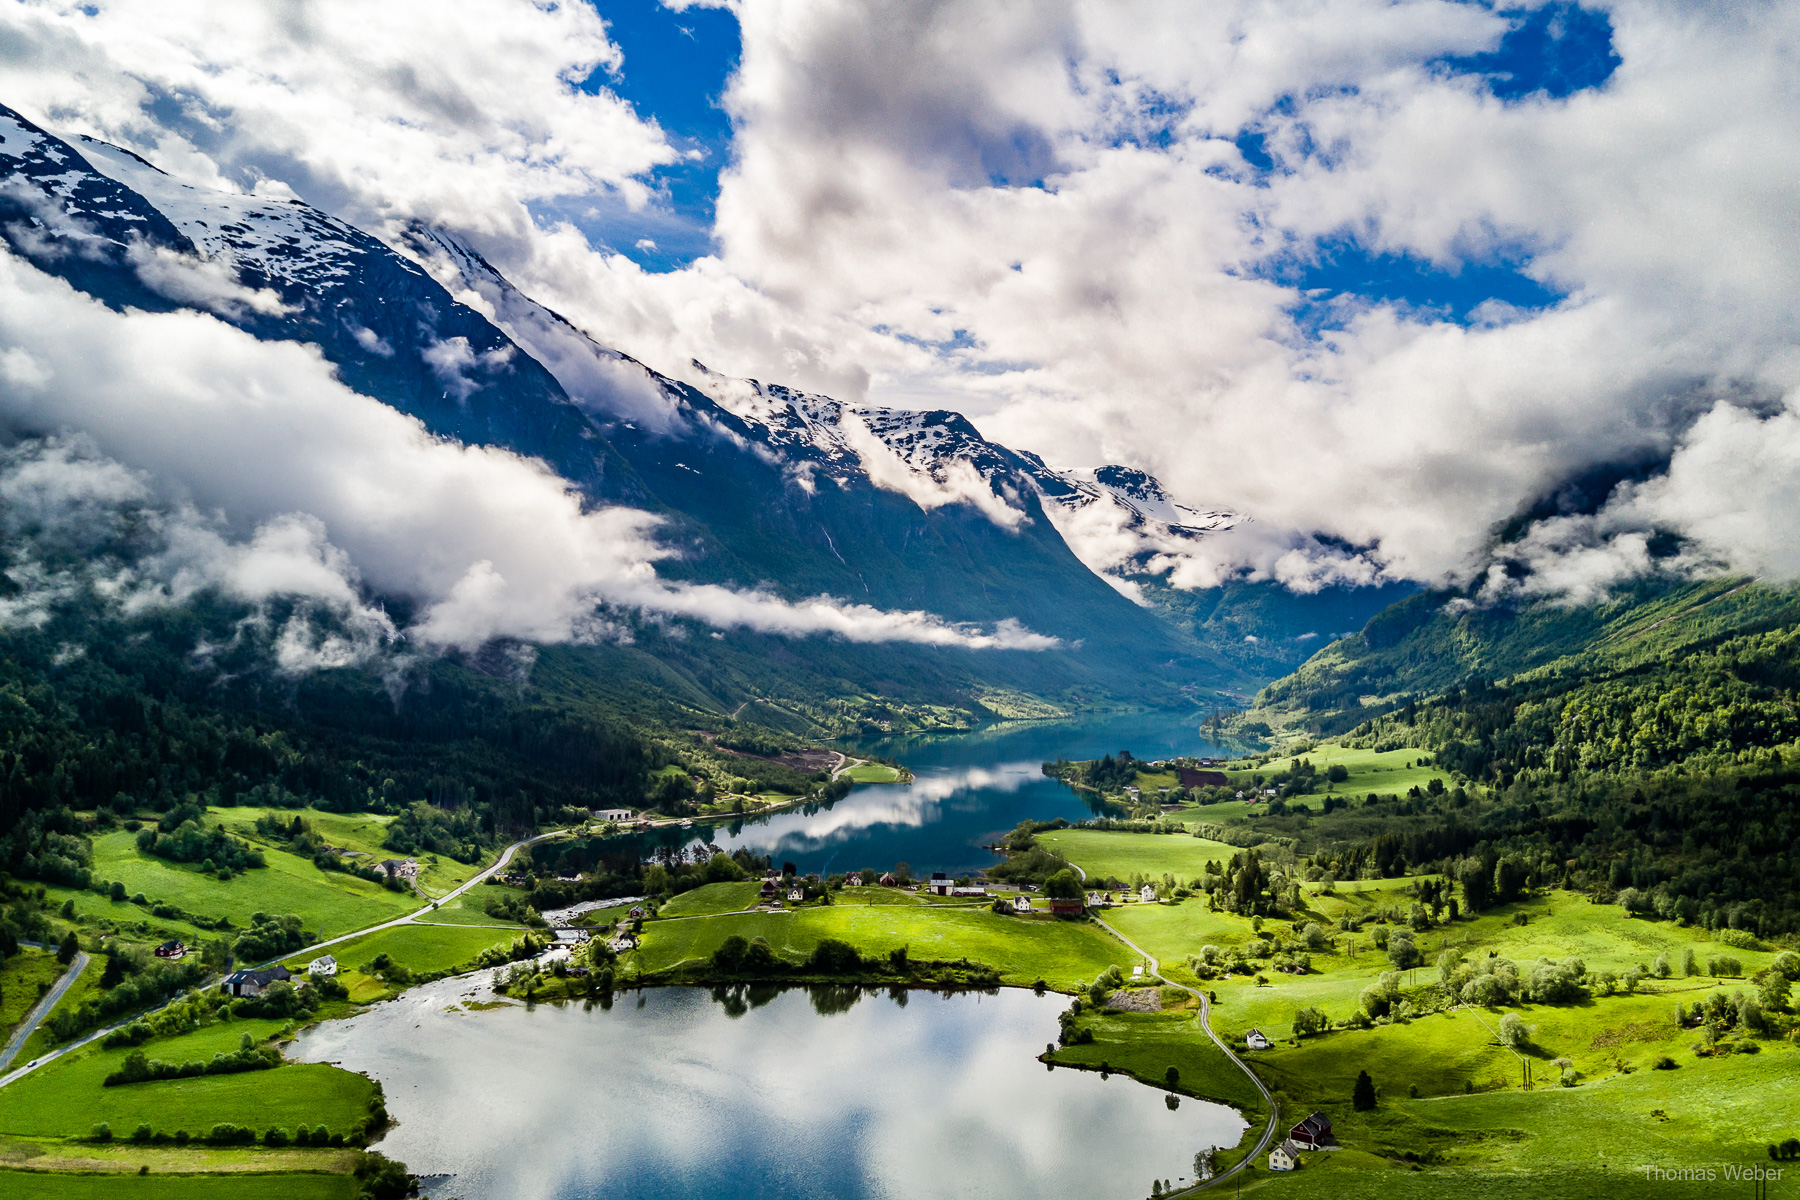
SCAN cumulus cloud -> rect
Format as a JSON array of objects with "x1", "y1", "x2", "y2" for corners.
[
  {"x1": 0, "y1": 250, "x2": 1055, "y2": 654},
  {"x1": 1, "y1": 0, "x2": 1797, "y2": 601}
]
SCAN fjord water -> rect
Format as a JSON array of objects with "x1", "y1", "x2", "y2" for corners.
[
  {"x1": 631, "y1": 710, "x2": 1225, "y2": 876},
  {"x1": 295, "y1": 979, "x2": 1247, "y2": 1200}
]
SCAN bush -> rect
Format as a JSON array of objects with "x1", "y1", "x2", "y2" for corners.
[
  {"x1": 90, "y1": 1122, "x2": 112, "y2": 1143},
  {"x1": 806, "y1": 939, "x2": 863, "y2": 974},
  {"x1": 1708, "y1": 956, "x2": 1743, "y2": 978},
  {"x1": 1292, "y1": 1006, "x2": 1328, "y2": 1037},
  {"x1": 1653, "y1": 1055, "x2": 1678, "y2": 1070}
]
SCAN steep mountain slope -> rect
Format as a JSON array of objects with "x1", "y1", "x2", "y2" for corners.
[{"x1": 0, "y1": 102, "x2": 1245, "y2": 710}]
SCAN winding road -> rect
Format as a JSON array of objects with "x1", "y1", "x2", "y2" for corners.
[
  {"x1": 1091, "y1": 915, "x2": 1280, "y2": 1194},
  {"x1": 1070, "y1": 854, "x2": 1278, "y2": 1193}
]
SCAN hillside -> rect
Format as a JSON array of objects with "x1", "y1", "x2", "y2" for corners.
[{"x1": 1252, "y1": 576, "x2": 1800, "y2": 736}]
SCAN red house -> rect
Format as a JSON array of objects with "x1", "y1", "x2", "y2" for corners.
[
  {"x1": 1048, "y1": 897, "x2": 1085, "y2": 916},
  {"x1": 1289, "y1": 1111, "x2": 1334, "y2": 1150}
]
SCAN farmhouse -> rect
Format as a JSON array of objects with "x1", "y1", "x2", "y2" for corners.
[
  {"x1": 221, "y1": 966, "x2": 293, "y2": 998},
  {"x1": 788, "y1": 887, "x2": 806, "y2": 903},
  {"x1": 1245, "y1": 1028, "x2": 1271, "y2": 1051},
  {"x1": 1139, "y1": 884, "x2": 1157, "y2": 903},
  {"x1": 879, "y1": 873, "x2": 898, "y2": 887},
  {"x1": 307, "y1": 955, "x2": 338, "y2": 977},
  {"x1": 153, "y1": 940, "x2": 186, "y2": 960},
  {"x1": 628, "y1": 906, "x2": 645, "y2": 919},
  {"x1": 1011, "y1": 896, "x2": 1033, "y2": 913},
  {"x1": 760, "y1": 879, "x2": 778, "y2": 899},
  {"x1": 928, "y1": 872, "x2": 953, "y2": 896},
  {"x1": 1178, "y1": 767, "x2": 1229, "y2": 789},
  {"x1": 1049, "y1": 897, "x2": 1084, "y2": 915},
  {"x1": 1289, "y1": 1111, "x2": 1335, "y2": 1150},
  {"x1": 1269, "y1": 1139, "x2": 1304, "y2": 1171}
]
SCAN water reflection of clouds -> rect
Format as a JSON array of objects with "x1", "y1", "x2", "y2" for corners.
[
  {"x1": 293, "y1": 980, "x2": 1245, "y2": 1200},
  {"x1": 718, "y1": 761, "x2": 1044, "y2": 858}
]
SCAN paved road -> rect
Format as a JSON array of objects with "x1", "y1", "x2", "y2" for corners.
[
  {"x1": 0, "y1": 951, "x2": 89, "y2": 1074},
  {"x1": 0, "y1": 828, "x2": 561, "y2": 1091},
  {"x1": 1089, "y1": 915, "x2": 1280, "y2": 1194}
]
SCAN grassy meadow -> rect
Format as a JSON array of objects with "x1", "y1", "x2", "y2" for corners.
[
  {"x1": 632, "y1": 896, "x2": 1135, "y2": 989},
  {"x1": 284, "y1": 922, "x2": 522, "y2": 985},
  {"x1": 81, "y1": 833, "x2": 418, "y2": 941},
  {"x1": 0, "y1": 1019, "x2": 374, "y2": 1140},
  {"x1": 1040, "y1": 830, "x2": 1244, "y2": 884},
  {"x1": 2, "y1": 949, "x2": 68, "y2": 1040},
  {"x1": 842, "y1": 763, "x2": 905, "y2": 783},
  {"x1": 0, "y1": 1170, "x2": 356, "y2": 1198}
]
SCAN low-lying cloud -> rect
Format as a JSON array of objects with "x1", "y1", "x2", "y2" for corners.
[{"x1": 0, "y1": 251, "x2": 1056, "y2": 658}]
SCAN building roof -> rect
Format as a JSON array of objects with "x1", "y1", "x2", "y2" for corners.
[
  {"x1": 1295, "y1": 1111, "x2": 1332, "y2": 1135},
  {"x1": 1274, "y1": 1139, "x2": 1302, "y2": 1158}
]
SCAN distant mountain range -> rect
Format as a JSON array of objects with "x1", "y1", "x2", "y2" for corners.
[{"x1": 0, "y1": 100, "x2": 1401, "y2": 715}]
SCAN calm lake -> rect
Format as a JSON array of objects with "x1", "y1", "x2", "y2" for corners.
[
  {"x1": 625, "y1": 710, "x2": 1226, "y2": 877},
  {"x1": 294, "y1": 977, "x2": 1248, "y2": 1200}
]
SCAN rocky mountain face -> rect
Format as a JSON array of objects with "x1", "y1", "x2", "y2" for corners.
[{"x1": 0, "y1": 100, "x2": 1391, "y2": 707}]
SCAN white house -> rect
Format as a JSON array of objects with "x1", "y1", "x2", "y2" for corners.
[
  {"x1": 1245, "y1": 1028, "x2": 1272, "y2": 1051},
  {"x1": 788, "y1": 887, "x2": 806, "y2": 903},
  {"x1": 1269, "y1": 1139, "x2": 1303, "y2": 1171},
  {"x1": 1012, "y1": 896, "x2": 1033, "y2": 913},
  {"x1": 928, "y1": 872, "x2": 953, "y2": 896},
  {"x1": 307, "y1": 955, "x2": 338, "y2": 977},
  {"x1": 1130, "y1": 965, "x2": 1145, "y2": 980},
  {"x1": 593, "y1": 808, "x2": 634, "y2": 822},
  {"x1": 1140, "y1": 884, "x2": 1158, "y2": 903}
]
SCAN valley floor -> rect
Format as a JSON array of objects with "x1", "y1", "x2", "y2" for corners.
[{"x1": 4, "y1": 784, "x2": 1796, "y2": 1200}]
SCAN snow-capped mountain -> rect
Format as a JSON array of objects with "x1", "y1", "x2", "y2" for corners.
[
  {"x1": 401, "y1": 221, "x2": 1237, "y2": 577},
  {"x1": 0, "y1": 97, "x2": 1413, "y2": 698}
]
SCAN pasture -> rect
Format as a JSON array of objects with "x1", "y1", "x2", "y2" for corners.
[
  {"x1": 0, "y1": 1020, "x2": 374, "y2": 1140},
  {"x1": 86, "y1": 834, "x2": 417, "y2": 939}
]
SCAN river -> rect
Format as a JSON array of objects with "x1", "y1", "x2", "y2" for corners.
[
  {"x1": 293, "y1": 976, "x2": 1247, "y2": 1200},
  {"x1": 623, "y1": 709, "x2": 1226, "y2": 877}
]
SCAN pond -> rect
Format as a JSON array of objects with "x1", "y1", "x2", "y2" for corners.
[
  {"x1": 294, "y1": 976, "x2": 1247, "y2": 1200},
  {"x1": 621, "y1": 710, "x2": 1225, "y2": 878}
]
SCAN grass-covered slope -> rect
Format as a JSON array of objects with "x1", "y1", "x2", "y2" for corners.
[{"x1": 1257, "y1": 576, "x2": 1800, "y2": 735}]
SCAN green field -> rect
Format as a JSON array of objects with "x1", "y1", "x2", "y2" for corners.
[
  {"x1": 0, "y1": 1171, "x2": 355, "y2": 1199},
  {"x1": 2, "y1": 949, "x2": 68, "y2": 1040},
  {"x1": 842, "y1": 763, "x2": 904, "y2": 783},
  {"x1": 284, "y1": 923, "x2": 520, "y2": 979},
  {"x1": 1222, "y1": 744, "x2": 1451, "y2": 800},
  {"x1": 84, "y1": 833, "x2": 418, "y2": 941},
  {"x1": 408, "y1": 892, "x2": 515, "y2": 928},
  {"x1": 1039, "y1": 830, "x2": 1244, "y2": 884},
  {"x1": 634, "y1": 905, "x2": 1135, "y2": 989},
  {"x1": 657, "y1": 882, "x2": 762, "y2": 917},
  {"x1": 219, "y1": 805, "x2": 493, "y2": 899},
  {"x1": 1050, "y1": 1007, "x2": 1268, "y2": 1116},
  {"x1": 15, "y1": 954, "x2": 108, "y2": 1066},
  {"x1": 0, "y1": 1020, "x2": 374, "y2": 1139}
]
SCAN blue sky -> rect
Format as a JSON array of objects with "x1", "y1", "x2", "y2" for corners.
[{"x1": 570, "y1": 0, "x2": 741, "y2": 271}]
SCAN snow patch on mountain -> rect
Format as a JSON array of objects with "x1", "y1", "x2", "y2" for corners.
[
  {"x1": 398, "y1": 224, "x2": 701, "y2": 437},
  {"x1": 1018, "y1": 461, "x2": 1239, "y2": 604},
  {"x1": 688, "y1": 362, "x2": 1033, "y2": 529}
]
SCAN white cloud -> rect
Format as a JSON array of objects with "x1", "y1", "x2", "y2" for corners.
[
  {"x1": 1, "y1": 0, "x2": 1796, "y2": 600},
  {"x1": 0, "y1": 250, "x2": 1056, "y2": 654}
]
